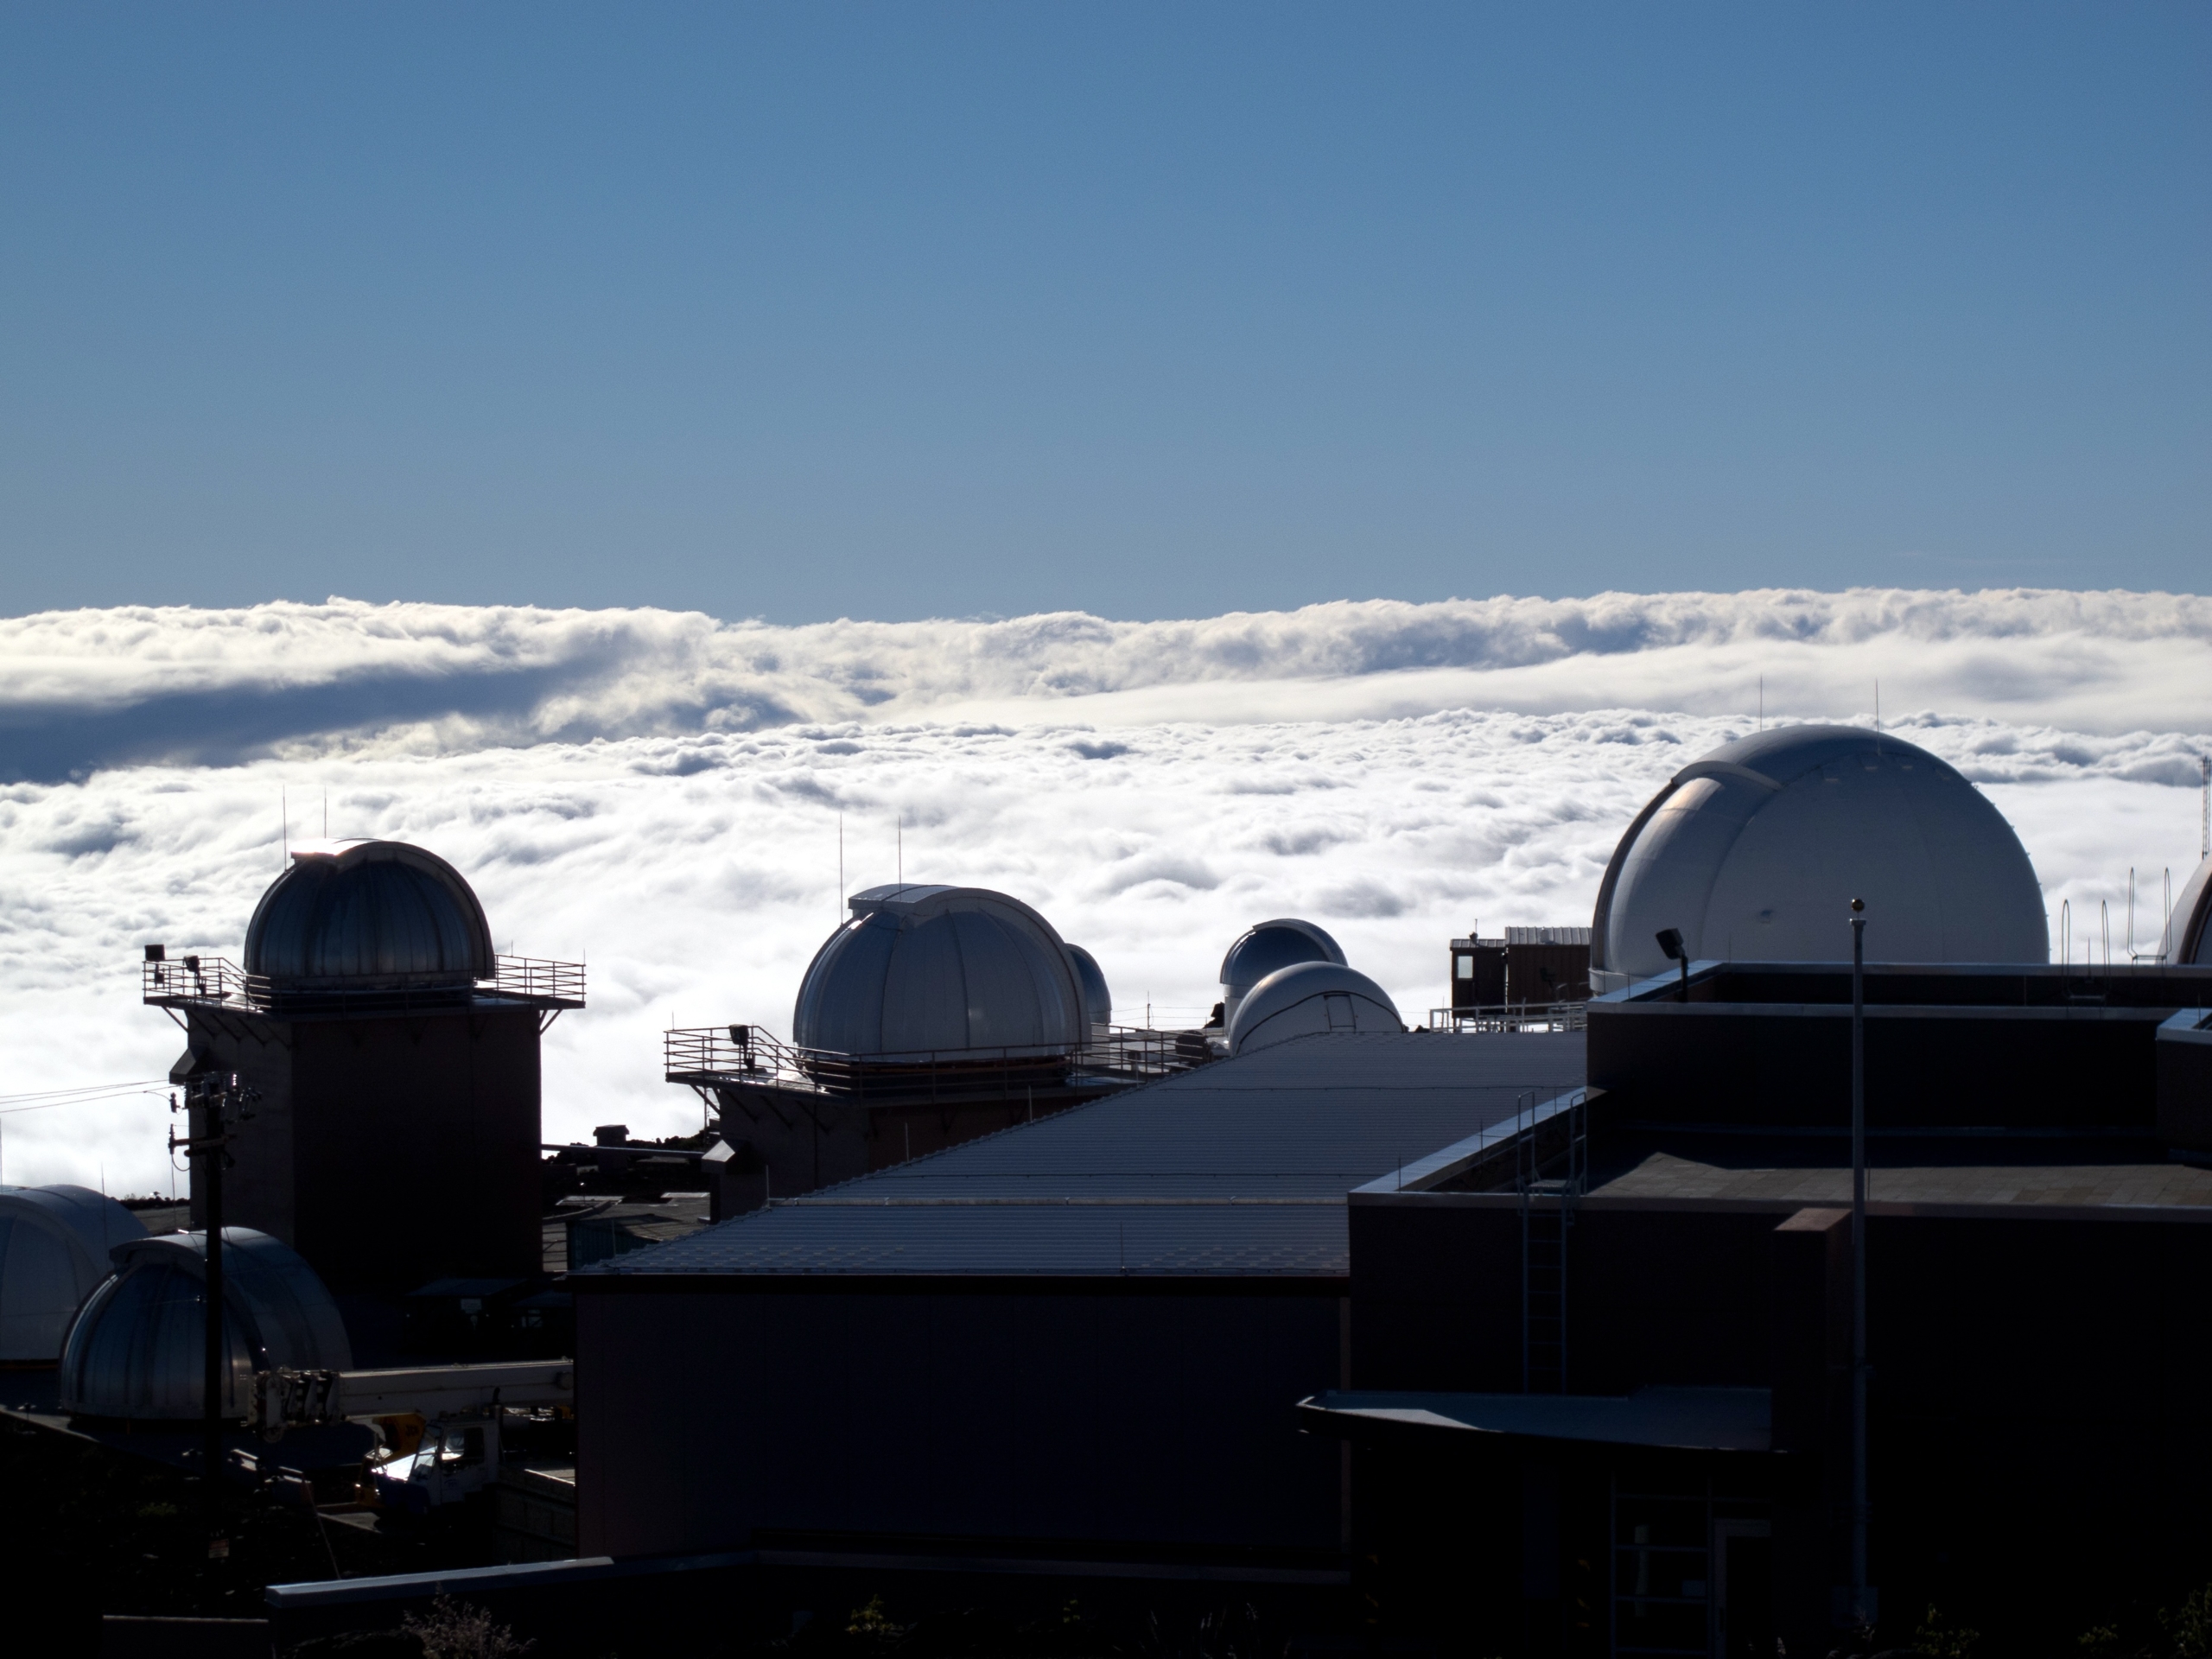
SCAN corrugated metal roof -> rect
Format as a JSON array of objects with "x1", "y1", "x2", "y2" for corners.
[{"x1": 582, "y1": 1030, "x2": 1583, "y2": 1281}]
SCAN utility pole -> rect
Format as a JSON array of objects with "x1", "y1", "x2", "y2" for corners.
[
  {"x1": 1846, "y1": 899, "x2": 1874, "y2": 1631},
  {"x1": 170, "y1": 1072, "x2": 257, "y2": 1557}
]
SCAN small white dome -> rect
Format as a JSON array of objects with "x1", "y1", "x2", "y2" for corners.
[
  {"x1": 60, "y1": 1228, "x2": 352, "y2": 1421},
  {"x1": 793, "y1": 885, "x2": 1085, "y2": 1058},
  {"x1": 1592, "y1": 725, "x2": 2048, "y2": 987},
  {"x1": 0, "y1": 1185, "x2": 145, "y2": 1362},
  {"x1": 1065, "y1": 944, "x2": 1113, "y2": 1033},
  {"x1": 1217, "y1": 919, "x2": 1347, "y2": 1027},
  {"x1": 1228, "y1": 963, "x2": 1403, "y2": 1055}
]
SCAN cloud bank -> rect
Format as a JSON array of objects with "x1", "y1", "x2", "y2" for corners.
[
  {"x1": 3, "y1": 588, "x2": 2209, "y2": 779},
  {"x1": 0, "y1": 591, "x2": 2204, "y2": 1196}
]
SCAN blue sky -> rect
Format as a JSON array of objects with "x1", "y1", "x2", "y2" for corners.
[{"x1": 2, "y1": 3, "x2": 2204, "y2": 621}]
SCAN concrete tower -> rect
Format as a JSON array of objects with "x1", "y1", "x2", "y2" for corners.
[{"x1": 143, "y1": 839, "x2": 583, "y2": 1294}]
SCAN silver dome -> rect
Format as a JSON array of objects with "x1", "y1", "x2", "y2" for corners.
[
  {"x1": 792, "y1": 885, "x2": 1086, "y2": 1058},
  {"x1": 60, "y1": 1229, "x2": 352, "y2": 1421},
  {"x1": 1065, "y1": 944, "x2": 1114, "y2": 1033},
  {"x1": 1592, "y1": 725, "x2": 2049, "y2": 988},
  {"x1": 1217, "y1": 919, "x2": 1347, "y2": 1028},
  {"x1": 1227, "y1": 963, "x2": 1403, "y2": 1055},
  {"x1": 245, "y1": 838, "x2": 494, "y2": 990},
  {"x1": 0, "y1": 1185, "x2": 144, "y2": 1363}
]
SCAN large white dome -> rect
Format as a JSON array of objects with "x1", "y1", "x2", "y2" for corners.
[
  {"x1": 1592, "y1": 725, "x2": 2048, "y2": 988},
  {"x1": 792, "y1": 884, "x2": 1086, "y2": 1058},
  {"x1": 2169, "y1": 855, "x2": 2212, "y2": 965}
]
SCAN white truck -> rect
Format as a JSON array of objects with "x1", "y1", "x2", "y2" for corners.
[{"x1": 251, "y1": 1359, "x2": 575, "y2": 1517}]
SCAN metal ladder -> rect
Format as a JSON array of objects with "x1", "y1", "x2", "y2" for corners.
[{"x1": 1519, "y1": 1087, "x2": 1586, "y2": 1395}]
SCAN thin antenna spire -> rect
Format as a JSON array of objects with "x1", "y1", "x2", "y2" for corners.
[
  {"x1": 838, "y1": 812, "x2": 844, "y2": 920},
  {"x1": 897, "y1": 813, "x2": 903, "y2": 885},
  {"x1": 1874, "y1": 680, "x2": 1879, "y2": 731},
  {"x1": 1758, "y1": 675, "x2": 1763, "y2": 732},
  {"x1": 281, "y1": 787, "x2": 287, "y2": 867},
  {"x1": 2202, "y1": 754, "x2": 2209, "y2": 860},
  {"x1": 322, "y1": 789, "x2": 327, "y2": 838}
]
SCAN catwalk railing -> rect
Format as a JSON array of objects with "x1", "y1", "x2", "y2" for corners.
[
  {"x1": 1427, "y1": 1001, "x2": 1589, "y2": 1033},
  {"x1": 141, "y1": 953, "x2": 586, "y2": 1014},
  {"x1": 664, "y1": 1021, "x2": 1214, "y2": 1104}
]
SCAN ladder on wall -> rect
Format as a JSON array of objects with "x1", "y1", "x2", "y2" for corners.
[{"x1": 1520, "y1": 1087, "x2": 1587, "y2": 1395}]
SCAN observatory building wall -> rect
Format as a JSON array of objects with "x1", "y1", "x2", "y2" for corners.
[
  {"x1": 1586, "y1": 963, "x2": 2212, "y2": 1133},
  {"x1": 180, "y1": 1003, "x2": 543, "y2": 1293},
  {"x1": 575, "y1": 1283, "x2": 1343, "y2": 1561},
  {"x1": 1344, "y1": 1186, "x2": 2212, "y2": 1652},
  {"x1": 577, "y1": 1033, "x2": 1583, "y2": 1569}
]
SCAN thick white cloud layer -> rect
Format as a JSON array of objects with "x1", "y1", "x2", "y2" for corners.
[
  {"x1": 4, "y1": 588, "x2": 2210, "y2": 779},
  {"x1": 0, "y1": 593, "x2": 2204, "y2": 1195}
]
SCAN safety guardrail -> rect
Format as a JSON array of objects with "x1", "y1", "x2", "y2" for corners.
[
  {"x1": 664, "y1": 1021, "x2": 1213, "y2": 1103},
  {"x1": 1427, "y1": 1001, "x2": 1589, "y2": 1033},
  {"x1": 142, "y1": 952, "x2": 585, "y2": 1014}
]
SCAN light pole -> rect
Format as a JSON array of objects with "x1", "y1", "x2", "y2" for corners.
[
  {"x1": 1847, "y1": 898, "x2": 1874, "y2": 1630},
  {"x1": 170, "y1": 1071, "x2": 257, "y2": 1556}
]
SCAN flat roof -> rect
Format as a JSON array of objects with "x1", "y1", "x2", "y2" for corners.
[
  {"x1": 575, "y1": 1030, "x2": 1585, "y2": 1282},
  {"x1": 1590, "y1": 1149, "x2": 2212, "y2": 1217},
  {"x1": 1297, "y1": 1386, "x2": 1770, "y2": 1452},
  {"x1": 1356, "y1": 1141, "x2": 2212, "y2": 1223}
]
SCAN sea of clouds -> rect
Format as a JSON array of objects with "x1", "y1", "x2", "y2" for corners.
[{"x1": 2, "y1": 588, "x2": 2206, "y2": 1195}]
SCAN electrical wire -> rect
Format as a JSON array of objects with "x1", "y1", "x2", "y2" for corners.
[{"x1": 0, "y1": 1081, "x2": 170, "y2": 1115}]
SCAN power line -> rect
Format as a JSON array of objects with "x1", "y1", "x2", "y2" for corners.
[{"x1": 0, "y1": 1082, "x2": 168, "y2": 1115}]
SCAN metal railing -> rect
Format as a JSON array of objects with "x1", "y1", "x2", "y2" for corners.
[
  {"x1": 664, "y1": 1021, "x2": 1213, "y2": 1104},
  {"x1": 489, "y1": 956, "x2": 587, "y2": 1007},
  {"x1": 142, "y1": 953, "x2": 585, "y2": 1014},
  {"x1": 1428, "y1": 1001, "x2": 1589, "y2": 1033}
]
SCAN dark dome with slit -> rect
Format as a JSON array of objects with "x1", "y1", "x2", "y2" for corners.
[{"x1": 245, "y1": 839, "x2": 494, "y2": 990}]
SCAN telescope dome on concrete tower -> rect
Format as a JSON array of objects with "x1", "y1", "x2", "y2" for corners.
[
  {"x1": 1591, "y1": 724, "x2": 2048, "y2": 988},
  {"x1": 245, "y1": 838, "x2": 495, "y2": 990},
  {"x1": 793, "y1": 885, "x2": 1085, "y2": 1058},
  {"x1": 1217, "y1": 919, "x2": 1346, "y2": 1027}
]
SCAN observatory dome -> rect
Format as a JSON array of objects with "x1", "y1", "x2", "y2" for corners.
[
  {"x1": 1065, "y1": 944, "x2": 1114, "y2": 1033},
  {"x1": 59, "y1": 1228, "x2": 351, "y2": 1421},
  {"x1": 1218, "y1": 919, "x2": 1347, "y2": 1028},
  {"x1": 245, "y1": 839, "x2": 494, "y2": 990},
  {"x1": 2169, "y1": 855, "x2": 2212, "y2": 965},
  {"x1": 1591, "y1": 725, "x2": 2048, "y2": 988},
  {"x1": 1227, "y1": 963, "x2": 1403, "y2": 1055},
  {"x1": 0, "y1": 1185, "x2": 144, "y2": 1363},
  {"x1": 793, "y1": 885, "x2": 1086, "y2": 1058}
]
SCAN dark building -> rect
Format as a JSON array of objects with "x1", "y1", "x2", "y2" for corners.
[
  {"x1": 1298, "y1": 734, "x2": 2212, "y2": 1654},
  {"x1": 1315, "y1": 956, "x2": 2212, "y2": 1656},
  {"x1": 570, "y1": 1030, "x2": 1586, "y2": 1571},
  {"x1": 143, "y1": 838, "x2": 582, "y2": 1295},
  {"x1": 1448, "y1": 928, "x2": 1592, "y2": 1025}
]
